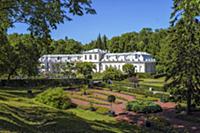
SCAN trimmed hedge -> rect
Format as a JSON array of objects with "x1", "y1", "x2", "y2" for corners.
[
  {"x1": 35, "y1": 88, "x2": 73, "y2": 109},
  {"x1": 126, "y1": 100, "x2": 162, "y2": 113},
  {"x1": 0, "y1": 78, "x2": 86, "y2": 87}
]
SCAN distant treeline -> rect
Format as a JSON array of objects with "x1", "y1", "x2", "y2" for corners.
[{"x1": 0, "y1": 28, "x2": 170, "y2": 79}]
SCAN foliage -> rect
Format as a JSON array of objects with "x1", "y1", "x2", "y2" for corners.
[
  {"x1": 84, "y1": 34, "x2": 108, "y2": 50},
  {"x1": 0, "y1": 0, "x2": 95, "y2": 37},
  {"x1": 126, "y1": 100, "x2": 162, "y2": 113},
  {"x1": 76, "y1": 62, "x2": 96, "y2": 80},
  {"x1": 122, "y1": 64, "x2": 135, "y2": 77},
  {"x1": 0, "y1": 87, "x2": 145, "y2": 133},
  {"x1": 96, "y1": 106, "x2": 110, "y2": 114},
  {"x1": 0, "y1": 0, "x2": 95, "y2": 79},
  {"x1": 107, "y1": 95, "x2": 116, "y2": 103},
  {"x1": 145, "y1": 115, "x2": 177, "y2": 132},
  {"x1": 51, "y1": 39, "x2": 83, "y2": 54},
  {"x1": 35, "y1": 88, "x2": 72, "y2": 109},
  {"x1": 102, "y1": 67, "x2": 124, "y2": 81},
  {"x1": 0, "y1": 34, "x2": 41, "y2": 79},
  {"x1": 165, "y1": 0, "x2": 200, "y2": 114},
  {"x1": 51, "y1": 62, "x2": 76, "y2": 78}
]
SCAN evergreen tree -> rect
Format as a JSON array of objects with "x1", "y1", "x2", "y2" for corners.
[
  {"x1": 96, "y1": 34, "x2": 103, "y2": 49},
  {"x1": 102, "y1": 35, "x2": 108, "y2": 50},
  {"x1": 165, "y1": 0, "x2": 200, "y2": 114}
]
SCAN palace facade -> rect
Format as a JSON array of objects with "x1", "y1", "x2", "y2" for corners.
[{"x1": 39, "y1": 49, "x2": 156, "y2": 73}]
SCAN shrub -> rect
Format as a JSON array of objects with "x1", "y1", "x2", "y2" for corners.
[
  {"x1": 126, "y1": 100, "x2": 162, "y2": 113},
  {"x1": 102, "y1": 67, "x2": 124, "y2": 81},
  {"x1": 96, "y1": 107, "x2": 110, "y2": 114},
  {"x1": 107, "y1": 95, "x2": 116, "y2": 103},
  {"x1": 137, "y1": 73, "x2": 153, "y2": 78},
  {"x1": 35, "y1": 87, "x2": 72, "y2": 109}
]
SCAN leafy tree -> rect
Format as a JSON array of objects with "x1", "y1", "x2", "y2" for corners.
[
  {"x1": 102, "y1": 67, "x2": 124, "y2": 81},
  {"x1": 0, "y1": 34, "x2": 40, "y2": 79},
  {"x1": 0, "y1": 0, "x2": 96, "y2": 37},
  {"x1": 52, "y1": 39, "x2": 83, "y2": 54},
  {"x1": 60, "y1": 62, "x2": 76, "y2": 79},
  {"x1": 122, "y1": 64, "x2": 135, "y2": 77},
  {"x1": 0, "y1": 0, "x2": 95, "y2": 78},
  {"x1": 165, "y1": 0, "x2": 200, "y2": 114},
  {"x1": 75, "y1": 62, "x2": 96, "y2": 80},
  {"x1": 108, "y1": 37, "x2": 122, "y2": 53}
]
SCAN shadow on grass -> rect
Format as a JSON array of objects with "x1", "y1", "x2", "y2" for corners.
[{"x1": 0, "y1": 103, "x2": 128, "y2": 133}]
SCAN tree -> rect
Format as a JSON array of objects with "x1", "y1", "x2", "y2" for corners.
[
  {"x1": 52, "y1": 39, "x2": 83, "y2": 54},
  {"x1": 107, "y1": 95, "x2": 116, "y2": 113},
  {"x1": 102, "y1": 35, "x2": 108, "y2": 50},
  {"x1": 0, "y1": 0, "x2": 95, "y2": 78},
  {"x1": 96, "y1": 34, "x2": 103, "y2": 49},
  {"x1": 0, "y1": 34, "x2": 40, "y2": 79},
  {"x1": 60, "y1": 62, "x2": 76, "y2": 79},
  {"x1": 102, "y1": 67, "x2": 124, "y2": 81},
  {"x1": 75, "y1": 62, "x2": 96, "y2": 80},
  {"x1": 165, "y1": 0, "x2": 200, "y2": 114},
  {"x1": 0, "y1": 0, "x2": 96, "y2": 37},
  {"x1": 122, "y1": 64, "x2": 135, "y2": 77}
]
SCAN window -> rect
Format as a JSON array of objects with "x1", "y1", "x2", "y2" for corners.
[
  {"x1": 85, "y1": 55, "x2": 87, "y2": 60},
  {"x1": 105, "y1": 65, "x2": 108, "y2": 69},
  {"x1": 139, "y1": 66, "x2": 142, "y2": 72},
  {"x1": 94, "y1": 54, "x2": 97, "y2": 60},
  {"x1": 89, "y1": 55, "x2": 92, "y2": 60},
  {"x1": 57, "y1": 57, "x2": 61, "y2": 60},
  {"x1": 118, "y1": 65, "x2": 120, "y2": 69}
]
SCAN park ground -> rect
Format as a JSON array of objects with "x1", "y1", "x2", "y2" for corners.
[{"x1": 0, "y1": 77, "x2": 199, "y2": 133}]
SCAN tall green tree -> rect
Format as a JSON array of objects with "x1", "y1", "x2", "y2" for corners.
[
  {"x1": 102, "y1": 35, "x2": 108, "y2": 50},
  {"x1": 96, "y1": 34, "x2": 103, "y2": 49},
  {"x1": 165, "y1": 0, "x2": 200, "y2": 114},
  {"x1": 0, "y1": 34, "x2": 41, "y2": 79},
  {"x1": 0, "y1": 0, "x2": 95, "y2": 78},
  {"x1": 52, "y1": 39, "x2": 83, "y2": 54},
  {"x1": 75, "y1": 62, "x2": 96, "y2": 80},
  {"x1": 122, "y1": 64, "x2": 135, "y2": 77}
]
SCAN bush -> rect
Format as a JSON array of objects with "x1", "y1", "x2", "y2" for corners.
[
  {"x1": 102, "y1": 67, "x2": 124, "y2": 81},
  {"x1": 96, "y1": 107, "x2": 110, "y2": 114},
  {"x1": 126, "y1": 100, "x2": 162, "y2": 113},
  {"x1": 137, "y1": 73, "x2": 153, "y2": 79},
  {"x1": 145, "y1": 115, "x2": 175, "y2": 132},
  {"x1": 35, "y1": 87, "x2": 72, "y2": 109}
]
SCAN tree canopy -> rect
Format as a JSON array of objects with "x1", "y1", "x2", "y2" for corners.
[
  {"x1": 0, "y1": 0, "x2": 96, "y2": 37},
  {"x1": 165, "y1": 0, "x2": 200, "y2": 114}
]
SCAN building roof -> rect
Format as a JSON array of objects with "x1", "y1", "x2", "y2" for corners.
[{"x1": 83, "y1": 48, "x2": 107, "y2": 54}]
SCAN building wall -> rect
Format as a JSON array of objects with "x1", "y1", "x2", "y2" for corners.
[{"x1": 39, "y1": 49, "x2": 156, "y2": 73}]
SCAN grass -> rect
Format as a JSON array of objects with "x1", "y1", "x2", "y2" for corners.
[
  {"x1": 0, "y1": 85, "x2": 192, "y2": 133},
  {"x1": 0, "y1": 87, "x2": 146, "y2": 133}
]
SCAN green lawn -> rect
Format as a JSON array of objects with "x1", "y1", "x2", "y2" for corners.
[{"x1": 0, "y1": 87, "x2": 145, "y2": 133}]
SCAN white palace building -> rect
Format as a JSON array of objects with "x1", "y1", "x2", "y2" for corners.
[{"x1": 39, "y1": 49, "x2": 156, "y2": 73}]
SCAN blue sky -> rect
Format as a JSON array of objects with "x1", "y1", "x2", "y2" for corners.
[{"x1": 8, "y1": 0, "x2": 173, "y2": 44}]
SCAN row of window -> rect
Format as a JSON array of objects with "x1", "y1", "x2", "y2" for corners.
[
  {"x1": 85, "y1": 54, "x2": 97, "y2": 60},
  {"x1": 103, "y1": 64, "x2": 143, "y2": 71}
]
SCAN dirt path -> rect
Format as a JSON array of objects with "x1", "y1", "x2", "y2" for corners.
[
  {"x1": 68, "y1": 89, "x2": 200, "y2": 132},
  {"x1": 92, "y1": 89, "x2": 135, "y2": 101}
]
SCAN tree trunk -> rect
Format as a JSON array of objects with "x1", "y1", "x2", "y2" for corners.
[
  {"x1": 7, "y1": 73, "x2": 11, "y2": 80},
  {"x1": 186, "y1": 87, "x2": 192, "y2": 115}
]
